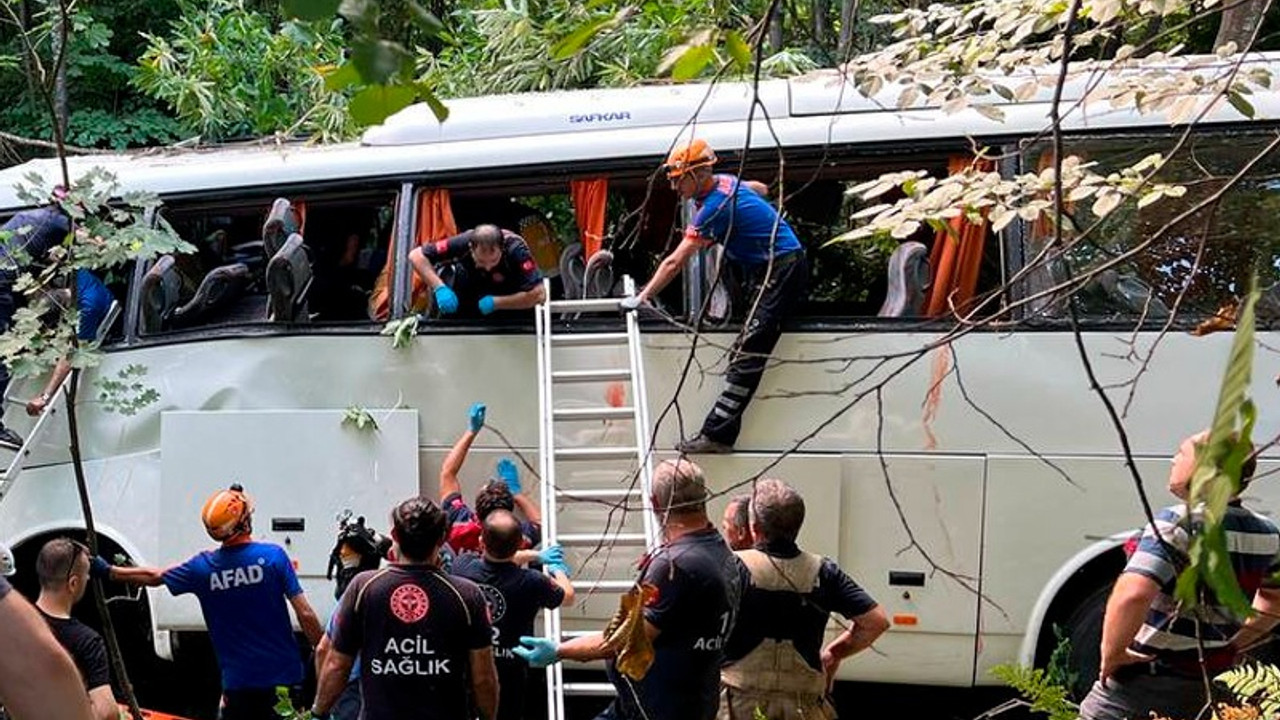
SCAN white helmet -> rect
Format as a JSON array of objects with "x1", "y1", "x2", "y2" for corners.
[{"x1": 0, "y1": 542, "x2": 15, "y2": 577}]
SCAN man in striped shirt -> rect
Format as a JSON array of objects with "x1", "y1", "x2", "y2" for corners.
[{"x1": 1078, "y1": 431, "x2": 1280, "y2": 720}]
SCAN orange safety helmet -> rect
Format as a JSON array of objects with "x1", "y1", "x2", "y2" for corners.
[
  {"x1": 663, "y1": 139, "x2": 718, "y2": 179},
  {"x1": 201, "y1": 484, "x2": 253, "y2": 541}
]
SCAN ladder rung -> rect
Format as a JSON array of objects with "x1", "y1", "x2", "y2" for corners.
[
  {"x1": 550, "y1": 332, "x2": 629, "y2": 347},
  {"x1": 556, "y1": 447, "x2": 638, "y2": 461},
  {"x1": 555, "y1": 488, "x2": 642, "y2": 501},
  {"x1": 562, "y1": 682, "x2": 617, "y2": 696},
  {"x1": 556, "y1": 533, "x2": 648, "y2": 546},
  {"x1": 553, "y1": 407, "x2": 634, "y2": 421},
  {"x1": 576, "y1": 579, "x2": 636, "y2": 592},
  {"x1": 548, "y1": 298, "x2": 623, "y2": 313},
  {"x1": 551, "y1": 369, "x2": 630, "y2": 383}
]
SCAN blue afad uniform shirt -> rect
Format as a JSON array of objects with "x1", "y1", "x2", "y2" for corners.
[
  {"x1": 606, "y1": 527, "x2": 746, "y2": 720},
  {"x1": 689, "y1": 175, "x2": 802, "y2": 265},
  {"x1": 76, "y1": 270, "x2": 112, "y2": 340},
  {"x1": 162, "y1": 542, "x2": 305, "y2": 691}
]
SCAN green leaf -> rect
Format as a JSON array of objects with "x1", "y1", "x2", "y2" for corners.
[
  {"x1": 724, "y1": 30, "x2": 752, "y2": 71},
  {"x1": 416, "y1": 83, "x2": 450, "y2": 123},
  {"x1": 551, "y1": 16, "x2": 617, "y2": 60},
  {"x1": 281, "y1": 0, "x2": 340, "y2": 21},
  {"x1": 338, "y1": 0, "x2": 378, "y2": 31},
  {"x1": 349, "y1": 84, "x2": 417, "y2": 126},
  {"x1": 322, "y1": 62, "x2": 361, "y2": 92},
  {"x1": 351, "y1": 38, "x2": 414, "y2": 85},
  {"x1": 1228, "y1": 91, "x2": 1257, "y2": 119},
  {"x1": 342, "y1": 406, "x2": 379, "y2": 433},
  {"x1": 670, "y1": 43, "x2": 715, "y2": 81}
]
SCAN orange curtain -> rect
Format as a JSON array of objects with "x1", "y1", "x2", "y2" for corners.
[
  {"x1": 367, "y1": 189, "x2": 458, "y2": 321},
  {"x1": 570, "y1": 178, "x2": 608, "y2": 259},
  {"x1": 924, "y1": 156, "x2": 995, "y2": 317},
  {"x1": 293, "y1": 199, "x2": 307, "y2": 235}
]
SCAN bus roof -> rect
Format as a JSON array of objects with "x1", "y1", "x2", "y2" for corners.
[{"x1": 0, "y1": 53, "x2": 1277, "y2": 210}]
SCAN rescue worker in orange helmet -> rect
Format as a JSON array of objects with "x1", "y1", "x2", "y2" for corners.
[
  {"x1": 93, "y1": 484, "x2": 325, "y2": 720},
  {"x1": 622, "y1": 139, "x2": 808, "y2": 454}
]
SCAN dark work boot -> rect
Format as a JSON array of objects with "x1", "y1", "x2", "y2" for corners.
[
  {"x1": 0, "y1": 425, "x2": 22, "y2": 452},
  {"x1": 675, "y1": 434, "x2": 733, "y2": 455}
]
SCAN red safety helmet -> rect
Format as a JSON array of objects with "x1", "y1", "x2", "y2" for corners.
[
  {"x1": 202, "y1": 484, "x2": 253, "y2": 541},
  {"x1": 663, "y1": 139, "x2": 718, "y2": 179}
]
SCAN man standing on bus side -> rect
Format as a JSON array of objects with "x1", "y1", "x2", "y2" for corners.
[
  {"x1": 1077, "y1": 431, "x2": 1280, "y2": 720},
  {"x1": 720, "y1": 479, "x2": 888, "y2": 720},
  {"x1": 452, "y1": 509, "x2": 576, "y2": 720},
  {"x1": 621, "y1": 140, "x2": 808, "y2": 454},
  {"x1": 0, "y1": 202, "x2": 72, "y2": 451},
  {"x1": 311, "y1": 496, "x2": 499, "y2": 720},
  {"x1": 93, "y1": 483, "x2": 325, "y2": 720},
  {"x1": 721, "y1": 494, "x2": 753, "y2": 551},
  {"x1": 514, "y1": 458, "x2": 746, "y2": 720},
  {"x1": 408, "y1": 224, "x2": 545, "y2": 317}
]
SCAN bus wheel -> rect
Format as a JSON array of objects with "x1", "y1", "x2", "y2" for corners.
[{"x1": 1060, "y1": 583, "x2": 1109, "y2": 701}]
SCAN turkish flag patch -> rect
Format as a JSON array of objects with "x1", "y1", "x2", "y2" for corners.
[
  {"x1": 522, "y1": 259, "x2": 536, "y2": 272},
  {"x1": 434, "y1": 240, "x2": 449, "y2": 255}
]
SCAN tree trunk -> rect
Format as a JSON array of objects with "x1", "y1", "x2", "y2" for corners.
[
  {"x1": 838, "y1": 0, "x2": 858, "y2": 58},
  {"x1": 815, "y1": 0, "x2": 830, "y2": 45},
  {"x1": 49, "y1": 0, "x2": 68, "y2": 139},
  {"x1": 1214, "y1": 0, "x2": 1268, "y2": 50},
  {"x1": 769, "y1": 3, "x2": 785, "y2": 53}
]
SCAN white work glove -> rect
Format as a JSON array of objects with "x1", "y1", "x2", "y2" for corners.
[{"x1": 619, "y1": 296, "x2": 644, "y2": 312}]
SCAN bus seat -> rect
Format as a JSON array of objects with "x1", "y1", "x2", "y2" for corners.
[
  {"x1": 559, "y1": 242, "x2": 585, "y2": 300},
  {"x1": 266, "y1": 233, "x2": 312, "y2": 322},
  {"x1": 171, "y1": 263, "x2": 252, "y2": 327},
  {"x1": 878, "y1": 241, "x2": 930, "y2": 317},
  {"x1": 262, "y1": 198, "x2": 300, "y2": 259},
  {"x1": 140, "y1": 255, "x2": 182, "y2": 334},
  {"x1": 582, "y1": 248, "x2": 615, "y2": 299}
]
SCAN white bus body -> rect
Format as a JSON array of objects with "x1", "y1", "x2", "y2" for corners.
[{"x1": 0, "y1": 55, "x2": 1278, "y2": 690}]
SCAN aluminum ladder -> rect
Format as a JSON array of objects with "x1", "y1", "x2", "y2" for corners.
[
  {"x1": 0, "y1": 299, "x2": 120, "y2": 507},
  {"x1": 536, "y1": 276, "x2": 658, "y2": 720}
]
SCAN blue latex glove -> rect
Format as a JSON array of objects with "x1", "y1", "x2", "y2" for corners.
[
  {"x1": 496, "y1": 457, "x2": 520, "y2": 494},
  {"x1": 538, "y1": 544, "x2": 565, "y2": 567},
  {"x1": 478, "y1": 295, "x2": 497, "y2": 315},
  {"x1": 434, "y1": 285, "x2": 459, "y2": 315},
  {"x1": 89, "y1": 555, "x2": 111, "y2": 581},
  {"x1": 546, "y1": 560, "x2": 572, "y2": 577},
  {"x1": 513, "y1": 636, "x2": 561, "y2": 668},
  {"x1": 468, "y1": 402, "x2": 486, "y2": 433}
]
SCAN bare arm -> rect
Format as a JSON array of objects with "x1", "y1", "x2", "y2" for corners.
[
  {"x1": 1099, "y1": 573, "x2": 1158, "y2": 681},
  {"x1": 408, "y1": 247, "x2": 445, "y2": 290},
  {"x1": 636, "y1": 237, "x2": 703, "y2": 303},
  {"x1": 313, "y1": 647, "x2": 357, "y2": 716},
  {"x1": 820, "y1": 605, "x2": 889, "y2": 687},
  {"x1": 108, "y1": 564, "x2": 167, "y2": 587},
  {"x1": 744, "y1": 180, "x2": 770, "y2": 197},
  {"x1": 0, "y1": 592, "x2": 94, "y2": 720},
  {"x1": 551, "y1": 568, "x2": 576, "y2": 608},
  {"x1": 88, "y1": 685, "x2": 117, "y2": 720},
  {"x1": 289, "y1": 593, "x2": 324, "y2": 648},
  {"x1": 492, "y1": 284, "x2": 545, "y2": 311},
  {"x1": 26, "y1": 358, "x2": 71, "y2": 416},
  {"x1": 440, "y1": 429, "x2": 478, "y2": 501},
  {"x1": 558, "y1": 620, "x2": 660, "y2": 663},
  {"x1": 512, "y1": 549, "x2": 539, "y2": 567},
  {"x1": 314, "y1": 632, "x2": 332, "y2": 679},
  {"x1": 1232, "y1": 586, "x2": 1280, "y2": 652},
  {"x1": 469, "y1": 647, "x2": 499, "y2": 720},
  {"x1": 513, "y1": 492, "x2": 541, "y2": 527}
]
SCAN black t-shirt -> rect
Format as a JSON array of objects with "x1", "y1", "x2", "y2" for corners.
[
  {"x1": 331, "y1": 565, "x2": 492, "y2": 720},
  {"x1": 451, "y1": 553, "x2": 565, "y2": 720},
  {"x1": 420, "y1": 229, "x2": 542, "y2": 298},
  {"x1": 607, "y1": 527, "x2": 746, "y2": 720},
  {"x1": 40, "y1": 610, "x2": 111, "y2": 691},
  {"x1": 724, "y1": 542, "x2": 879, "y2": 669}
]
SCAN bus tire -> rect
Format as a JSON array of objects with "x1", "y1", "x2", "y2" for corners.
[{"x1": 1061, "y1": 583, "x2": 1109, "y2": 701}]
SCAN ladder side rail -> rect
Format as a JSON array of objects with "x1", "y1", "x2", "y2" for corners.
[
  {"x1": 534, "y1": 283, "x2": 567, "y2": 720},
  {"x1": 622, "y1": 276, "x2": 659, "y2": 547}
]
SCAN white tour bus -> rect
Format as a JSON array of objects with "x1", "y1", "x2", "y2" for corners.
[{"x1": 1, "y1": 54, "x2": 1279, "y2": 704}]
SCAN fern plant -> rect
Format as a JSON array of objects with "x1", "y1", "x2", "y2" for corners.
[
  {"x1": 990, "y1": 664, "x2": 1079, "y2": 720},
  {"x1": 1218, "y1": 663, "x2": 1280, "y2": 718}
]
